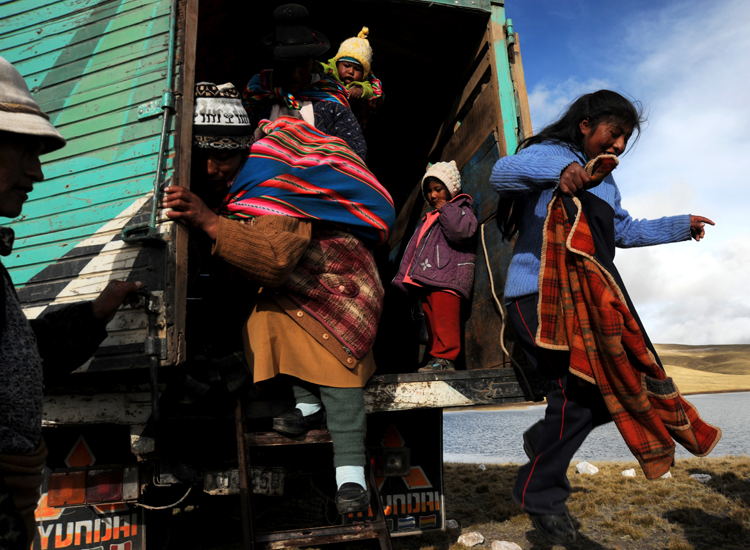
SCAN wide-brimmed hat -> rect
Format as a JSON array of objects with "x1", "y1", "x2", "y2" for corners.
[
  {"x1": 0, "y1": 56, "x2": 65, "y2": 154},
  {"x1": 261, "y1": 4, "x2": 330, "y2": 61},
  {"x1": 193, "y1": 82, "x2": 253, "y2": 150}
]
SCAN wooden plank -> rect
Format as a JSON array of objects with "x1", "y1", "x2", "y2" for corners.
[
  {"x1": 167, "y1": 0, "x2": 198, "y2": 366},
  {"x1": 245, "y1": 430, "x2": 333, "y2": 447},
  {"x1": 439, "y1": 84, "x2": 498, "y2": 170},
  {"x1": 428, "y1": 40, "x2": 490, "y2": 158},
  {"x1": 510, "y1": 32, "x2": 533, "y2": 140},
  {"x1": 42, "y1": 392, "x2": 153, "y2": 425}
]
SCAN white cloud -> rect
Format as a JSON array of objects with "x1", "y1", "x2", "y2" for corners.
[{"x1": 526, "y1": 0, "x2": 750, "y2": 343}]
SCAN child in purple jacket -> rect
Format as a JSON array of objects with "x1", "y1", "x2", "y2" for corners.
[{"x1": 393, "y1": 161, "x2": 478, "y2": 372}]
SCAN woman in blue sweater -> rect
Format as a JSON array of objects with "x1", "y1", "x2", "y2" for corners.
[{"x1": 490, "y1": 90, "x2": 713, "y2": 544}]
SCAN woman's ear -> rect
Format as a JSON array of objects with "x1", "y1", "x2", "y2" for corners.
[{"x1": 579, "y1": 117, "x2": 592, "y2": 137}]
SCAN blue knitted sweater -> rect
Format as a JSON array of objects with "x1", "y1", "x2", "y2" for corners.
[{"x1": 490, "y1": 141, "x2": 692, "y2": 302}]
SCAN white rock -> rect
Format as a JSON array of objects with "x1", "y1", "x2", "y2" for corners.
[
  {"x1": 458, "y1": 532, "x2": 484, "y2": 547},
  {"x1": 621, "y1": 468, "x2": 636, "y2": 477},
  {"x1": 660, "y1": 471, "x2": 672, "y2": 479},
  {"x1": 477, "y1": 464, "x2": 486, "y2": 471},
  {"x1": 690, "y1": 473, "x2": 711, "y2": 484},
  {"x1": 446, "y1": 519, "x2": 459, "y2": 529},
  {"x1": 575, "y1": 461, "x2": 599, "y2": 475},
  {"x1": 492, "y1": 542, "x2": 522, "y2": 550}
]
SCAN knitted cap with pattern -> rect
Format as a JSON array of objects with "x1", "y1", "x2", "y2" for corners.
[
  {"x1": 334, "y1": 27, "x2": 373, "y2": 76},
  {"x1": 422, "y1": 161, "x2": 461, "y2": 201},
  {"x1": 193, "y1": 82, "x2": 252, "y2": 150}
]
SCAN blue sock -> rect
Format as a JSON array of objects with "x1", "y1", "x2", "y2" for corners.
[{"x1": 336, "y1": 466, "x2": 366, "y2": 490}]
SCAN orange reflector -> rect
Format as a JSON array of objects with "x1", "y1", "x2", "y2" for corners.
[
  {"x1": 48, "y1": 471, "x2": 86, "y2": 507},
  {"x1": 86, "y1": 469, "x2": 123, "y2": 503}
]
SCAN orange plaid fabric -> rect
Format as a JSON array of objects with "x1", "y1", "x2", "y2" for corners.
[{"x1": 536, "y1": 194, "x2": 721, "y2": 479}]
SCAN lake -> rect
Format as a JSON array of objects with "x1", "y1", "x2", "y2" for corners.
[{"x1": 444, "y1": 391, "x2": 750, "y2": 464}]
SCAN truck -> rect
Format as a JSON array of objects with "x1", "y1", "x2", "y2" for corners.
[{"x1": 0, "y1": 0, "x2": 548, "y2": 548}]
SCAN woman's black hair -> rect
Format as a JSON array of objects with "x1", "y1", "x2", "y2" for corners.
[{"x1": 497, "y1": 90, "x2": 646, "y2": 241}]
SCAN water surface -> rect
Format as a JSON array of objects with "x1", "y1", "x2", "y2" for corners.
[{"x1": 444, "y1": 391, "x2": 750, "y2": 464}]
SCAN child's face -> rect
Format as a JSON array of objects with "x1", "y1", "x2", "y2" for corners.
[
  {"x1": 425, "y1": 178, "x2": 450, "y2": 209},
  {"x1": 337, "y1": 60, "x2": 364, "y2": 84}
]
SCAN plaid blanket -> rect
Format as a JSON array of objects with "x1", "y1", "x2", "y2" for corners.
[
  {"x1": 536, "y1": 192, "x2": 721, "y2": 479},
  {"x1": 217, "y1": 116, "x2": 395, "y2": 247}
]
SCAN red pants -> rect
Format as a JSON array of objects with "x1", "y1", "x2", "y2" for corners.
[{"x1": 422, "y1": 291, "x2": 462, "y2": 360}]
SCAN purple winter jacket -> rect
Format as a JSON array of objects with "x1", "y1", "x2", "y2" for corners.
[{"x1": 392, "y1": 194, "x2": 478, "y2": 299}]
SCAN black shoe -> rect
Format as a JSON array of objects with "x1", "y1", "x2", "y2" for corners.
[
  {"x1": 335, "y1": 482, "x2": 370, "y2": 515},
  {"x1": 530, "y1": 512, "x2": 577, "y2": 544},
  {"x1": 272, "y1": 408, "x2": 326, "y2": 436},
  {"x1": 523, "y1": 419, "x2": 545, "y2": 460}
]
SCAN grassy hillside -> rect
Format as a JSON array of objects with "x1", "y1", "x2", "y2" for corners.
[{"x1": 655, "y1": 344, "x2": 750, "y2": 394}]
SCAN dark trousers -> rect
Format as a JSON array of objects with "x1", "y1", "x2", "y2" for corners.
[{"x1": 508, "y1": 294, "x2": 612, "y2": 515}]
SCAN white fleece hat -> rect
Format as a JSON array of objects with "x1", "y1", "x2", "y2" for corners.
[
  {"x1": 421, "y1": 160, "x2": 461, "y2": 201},
  {"x1": 0, "y1": 56, "x2": 65, "y2": 154}
]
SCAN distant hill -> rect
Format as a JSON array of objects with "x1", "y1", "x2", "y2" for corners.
[
  {"x1": 654, "y1": 344, "x2": 750, "y2": 375},
  {"x1": 654, "y1": 344, "x2": 750, "y2": 394}
]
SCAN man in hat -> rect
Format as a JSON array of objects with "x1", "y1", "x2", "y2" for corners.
[
  {"x1": 0, "y1": 56, "x2": 142, "y2": 548},
  {"x1": 242, "y1": 3, "x2": 368, "y2": 161}
]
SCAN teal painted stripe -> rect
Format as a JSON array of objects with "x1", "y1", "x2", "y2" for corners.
[
  {"x1": 41, "y1": 136, "x2": 164, "y2": 179},
  {"x1": 29, "y1": 154, "x2": 159, "y2": 201},
  {"x1": 51, "y1": 80, "x2": 165, "y2": 128},
  {"x1": 32, "y1": 53, "x2": 166, "y2": 112},
  {"x1": 0, "y1": 0, "x2": 149, "y2": 34},
  {"x1": 490, "y1": 4, "x2": 520, "y2": 155},
  {"x1": 12, "y1": 15, "x2": 170, "y2": 80},
  {"x1": 0, "y1": 0, "x2": 164, "y2": 51},
  {"x1": 9, "y1": 196, "x2": 151, "y2": 246},
  {"x1": 44, "y1": 116, "x2": 169, "y2": 162},
  {"x1": 413, "y1": 0, "x2": 490, "y2": 11}
]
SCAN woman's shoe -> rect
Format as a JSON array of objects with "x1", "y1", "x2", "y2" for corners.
[
  {"x1": 272, "y1": 408, "x2": 326, "y2": 435},
  {"x1": 335, "y1": 482, "x2": 370, "y2": 515},
  {"x1": 529, "y1": 512, "x2": 577, "y2": 544},
  {"x1": 418, "y1": 357, "x2": 455, "y2": 373}
]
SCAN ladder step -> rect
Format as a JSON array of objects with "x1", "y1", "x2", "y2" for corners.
[{"x1": 245, "y1": 429, "x2": 333, "y2": 447}]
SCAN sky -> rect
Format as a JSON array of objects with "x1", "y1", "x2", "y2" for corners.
[{"x1": 504, "y1": 0, "x2": 750, "y2": 344}]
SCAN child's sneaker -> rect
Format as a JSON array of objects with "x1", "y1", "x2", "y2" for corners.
[{"x1": 418, "y1": 357, "x2": 455, "y2": 372}]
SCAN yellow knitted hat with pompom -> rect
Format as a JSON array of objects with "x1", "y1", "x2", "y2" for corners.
[{"x1": 334, "y1": 27, "x2": 373, "y2": 76}]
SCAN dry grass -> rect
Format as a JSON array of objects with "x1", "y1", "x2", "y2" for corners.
[
  {"x1": 653, "y1": 344, "x2": 750, "y2": 394},
  {"x1": 391, "y1": 456, "x2": 750, "y2": 550}
]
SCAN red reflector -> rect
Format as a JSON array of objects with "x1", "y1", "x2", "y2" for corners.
[
  {"x1": 86, "y1": 469, "x2": 123, "y2": 503},
  {"x1": 48, "y1": 471, "x2": 86, "y2": 507}
]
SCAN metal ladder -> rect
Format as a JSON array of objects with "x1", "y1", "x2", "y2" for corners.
[{"x1": 235, "y1": 399, "x2": 393, "y2": 550}]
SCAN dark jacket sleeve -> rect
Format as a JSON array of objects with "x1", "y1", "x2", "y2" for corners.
[
  {"x1": 30, "y1": 302, "x2": 108, "y2": 384},
  {"x1": 438, "y1": 197, "x2": 478, "y2": 246},
  {"x1": 313, "y1": 102, "x2": 367, "y2": 161}
]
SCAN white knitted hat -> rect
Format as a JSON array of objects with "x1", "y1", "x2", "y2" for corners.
[
  {"x1": 422, "y1": 161, "x2": 461, "y2": 201},
  {"x1": 0, "y1": 56, "x2": 65, "y2": 154}
]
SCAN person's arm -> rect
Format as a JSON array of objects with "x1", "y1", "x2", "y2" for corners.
[
  {"x1": 32, "y1": 280, "x2": 141, "y2": 383},
  {"x1": 612, "y1": 185, "x2": 692, "y2": 247},
  {"x1": 437, "y1": 199, "x2": 478, "y2": 246},
  {"x1": 491, "y1": 143, "x2": 583, "y2": 197},
  {"x1": 347, "y1": 80, "x2": 373, "y2": 100},
  {"x1": 212, "y1": 216, "x2": 312, "y2": 287},
  {"x1": 313, "y1": 102, "x2": 367, "y2": 161}
]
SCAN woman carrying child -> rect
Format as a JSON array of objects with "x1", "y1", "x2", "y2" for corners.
[
  {"x1": 490, "y1": 90, "x2": 718, "y2": 544},
  {"x1": 393, "y1": 161, "x2": 478, "y2": 372}
]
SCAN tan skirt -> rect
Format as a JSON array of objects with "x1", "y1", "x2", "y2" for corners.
[{"x1": 243, "y1": 297, "x2": 376, "y2": 388}]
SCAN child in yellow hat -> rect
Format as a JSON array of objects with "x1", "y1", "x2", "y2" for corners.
[{"x1": 319, "y1": 27, "x2": 384, "y2": 128}]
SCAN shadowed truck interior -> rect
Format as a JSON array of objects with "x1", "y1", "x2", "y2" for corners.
[{"x1": 193, "y1": 0, "x2": 493, "y2": 373}]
